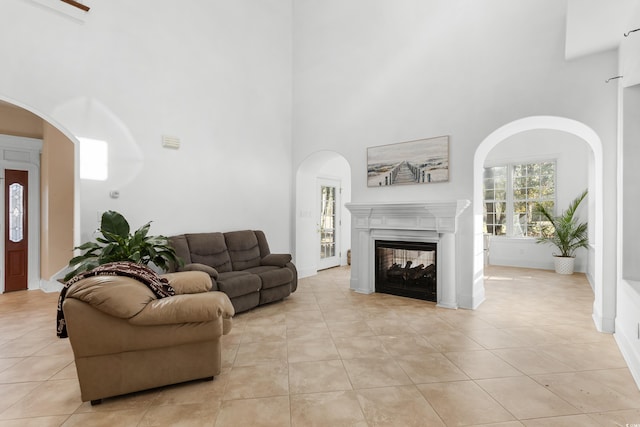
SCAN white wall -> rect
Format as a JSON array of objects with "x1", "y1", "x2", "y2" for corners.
[
  {"x1": 293, "y1": 0, "x2": 618, "y2": 309},
  {"x1": 485, "y1": 129, "x2": 590, "y2": 272},
  {"x1": 0, "y1": 0, "x2": 293, "y2": 252}
]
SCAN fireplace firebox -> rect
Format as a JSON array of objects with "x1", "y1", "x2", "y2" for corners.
[{"x1": 375, "y1": 240, "x2": 437, "y2": 302}]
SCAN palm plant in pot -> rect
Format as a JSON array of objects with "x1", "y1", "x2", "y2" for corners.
[
  {"x1": 63, "y1": 210, "x2": 183, "y2": 281},
  {"x1": 533, "y1": 189, "x2": 589, "y2": 275}
]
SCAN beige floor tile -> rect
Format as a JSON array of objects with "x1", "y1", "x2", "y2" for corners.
[
  {"x1": 287, "y1": 337, "x2": 340, "y2": 363},
  {"x1": 288, "y1": 360, "x2": 352, "y2": 394},
  {"x1": 468, "y1": 422, "x2": 525, "y2": 427},
  {"x1": 537, "y1": 342, "x2": 628, "y2": 371},
  {"x1": 521, "y1": 414, "x2": 603, "y2": 426},
  {"x1": 0, "y1": 379, "x2": 81, "y2": 419},
  {"x1": 586, "y1": 409, "x2": 640, "y2": 426},
  {"x1": 476, "y1": 376, "x2": 580, "y2": 420},
  {"x1": 49, "y1": 362, "x2": 77, "y2": 380},
  {"x1": 444, "y1": 350, "x2": 523, "y2": 379},
  {"x1": 61, "y1": 408, "x2": 146, "y2": 426},
  {"x1": 234, "y1": 341, "x2": 288, "y2": 366},
  {"x1": 153, "y1": 377, "x2": 228, "y2": 406},
  {"x1": 285, "y1": 310, "x2": 325, "y2": 326},
  {"x1": 423, "y1": 330, "x2": 484, "y2": 352},
  {"x1": 0, "y1": 356, "x2": 72, "y2": 383},
  {"x1": 397, "y1": 353, "x2": 468, "y2": 384},
  {"x1": 418, "y1": 380, "x2": 516, "y2": 426},
  {"x1": 326, "y1": 320, "x2": 375, "y2": 338},
  {"x1": 342, "y1": 357, "x2": 412, "y2": 389},
  {"x1": 221, "y1": 344, "x2": 238, "y2": 368},
  {"x1": 224, "y1": 363, "x2": 288, "y2": 400},
  {"x1": 74, "y1": 386, "x2": 160, "y2": 413},
  {"x1": 0, "y1": 266, "x2": 638, "y2": 426},
  {"x1": 501, "y1": 327, "x2": 567, "y2": 347},
  {"x1": 0, "y1": 415, "x2": 68, "y2": 427},
  {"x1": 531, "y1": 371, "x2": 640, "y2": 412},
  {"x1": 240, "y1": 324, "x2": 287, "y2": 343},
  {"x1": 333, "y1": 336, "x2": 388, "y2": 359},
  {"x1": 139, "y1": 402, "x2": 220, "y2": 426},
  {"x1": 464, "y1": 328, "x2": 530, "y2": 349},
  {"x1": 378, "y1": 334, "x2": 438, "y2": 356},
  {"x1": 290, "y1": 391, "x2": 367, "y2": 427},
  {"x1": 0, "y1": 359, "x2": 22, "y2": 376},
  {"x1": 215, "y1": 396, "x2": 290, "y2": 427},
  {"x1": 581, "y1": 368, "x2": 640, "y2": 401},
  {"x1": 0, "y1": 382, "x2": 42, "y2": 414},
  {"x1": 321, "y1": 307, "x2": 364, "y2": 322},
  {"x1": 0, "y1": 337, "x2": 53, "y2": 358},
  {"x1": 356, "y1": 385, "x2": 445, "y2": 427},
  {"x1": 491, "y1": 348, "x2": 575, "y2": 375},
  {"x1": 286, "y1": 322, "x2": 332, "y2": 341},
  {"x1": 365, "y1": 318, "x2": 419, "y2": 335}
]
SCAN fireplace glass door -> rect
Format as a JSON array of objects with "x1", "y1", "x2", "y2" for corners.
[{"x1": 375, "y1": 240, "x2": 437, "y2": 302}]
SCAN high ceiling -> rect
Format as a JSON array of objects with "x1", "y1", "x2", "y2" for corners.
[{"x1": 565, "y1": 0, "x2": 639, "y2": 59}]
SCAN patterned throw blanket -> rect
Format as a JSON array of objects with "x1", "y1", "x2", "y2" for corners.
[{"x1": 56, "y1": 261, "x2": 175, "y2": 338}]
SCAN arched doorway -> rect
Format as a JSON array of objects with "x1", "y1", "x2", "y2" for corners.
[
  {"x1": 0, "y1": 96, "x2": 78, "y2": 291},
  {"x1": 295, "y1": 151, "x2": 352, "y2": 278},
  {"x1": 473, "y1": 116, "x2": 609, "y2": 332}
]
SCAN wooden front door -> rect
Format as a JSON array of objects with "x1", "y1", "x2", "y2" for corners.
[{"x1": 4, "y1": 169, "x2": 28, "y2": 292}]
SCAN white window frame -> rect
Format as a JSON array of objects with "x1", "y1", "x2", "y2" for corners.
[{"x1": 483, "y1": 160, "x2": 556, "y2": 238}]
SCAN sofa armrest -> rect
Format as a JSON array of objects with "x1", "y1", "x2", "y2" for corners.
[
  {"x1": 182, "y1": 263, "x2": 219, "y2": 280},
  {"x1": 130, "y1": 291, "x2": 235, "y2": 326},
  {"x1": 161, "y1": 271, "x2": 212, "y2": 294},
  {"x1": 261, "y1": 253, "x2": 292, "y2": 267}
]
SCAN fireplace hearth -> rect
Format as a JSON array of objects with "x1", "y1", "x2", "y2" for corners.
[{"x1": 375, "y1": 240, "x2": 437, "y2": 301}]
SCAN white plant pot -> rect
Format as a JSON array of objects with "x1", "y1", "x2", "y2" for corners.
[{"x1": 553, "y1": 256, "x2": 575, "y2": 275}]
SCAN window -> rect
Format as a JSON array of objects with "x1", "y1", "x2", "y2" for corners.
[
  {"x1": 79, "y1": 137, "x2": 108, "y2": 181},
  {"x1": 483, "y1": 161, "x2": 555, "y2": 237}
]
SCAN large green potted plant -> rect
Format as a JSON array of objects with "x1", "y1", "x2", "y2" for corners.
[
  {"x1": 64, "y1": 210, "x2": 183, "y2": 281},
  {"x1": 533, "y1": 189, "x2": 589, "y2": 274}
]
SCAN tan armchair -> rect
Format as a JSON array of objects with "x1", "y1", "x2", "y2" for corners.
[{"x1": 63, "y1": 270, "x2": 234, "y2": 405}]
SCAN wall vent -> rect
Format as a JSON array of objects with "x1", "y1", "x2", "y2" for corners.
[{"x1": 162, "y1": 135, "x2": 181, "y2": 150}]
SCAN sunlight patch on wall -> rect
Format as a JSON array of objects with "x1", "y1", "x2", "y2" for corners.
[{"x1": 79, "y1": 137, "x2": 108, "y2": 180}]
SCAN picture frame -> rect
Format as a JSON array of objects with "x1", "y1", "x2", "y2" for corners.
[{"x1": 367, "y1": 135, "x2": 449, "y2": 187}]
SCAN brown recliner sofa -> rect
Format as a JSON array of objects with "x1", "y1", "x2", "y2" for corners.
[
  {"x1": 63, "y1": 271, "x2": 234, "y2": 404},
  {"x1": 169, "y1": 230, "x2": 297, "y2": 313}
]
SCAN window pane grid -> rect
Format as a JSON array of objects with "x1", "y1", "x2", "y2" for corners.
[{"x1": 483, "y1": 161, "x2": 555, "y2": 237}]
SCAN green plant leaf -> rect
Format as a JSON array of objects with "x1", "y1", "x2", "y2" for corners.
[{"x1": 101, "y1": 210, "x2": 130, "y2": 238}]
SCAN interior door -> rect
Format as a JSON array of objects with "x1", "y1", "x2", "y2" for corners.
[
  {"x1": 4, "y1": 169, "x2": 28, "y2": 292},
  {"x1": 318, "y1": 178, "x2": 341, "y2": 270}
]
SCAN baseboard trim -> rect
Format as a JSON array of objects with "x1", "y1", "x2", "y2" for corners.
[{"x1": 614, "y1": 321, "x2": 640, "y2": 391}]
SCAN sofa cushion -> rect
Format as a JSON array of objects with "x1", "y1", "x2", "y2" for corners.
[
  {"x1": 244, "y1": 266, "x2": 294, "y2": 290},
  {"x1": 225, "y1": 231, "x2": 261, "y2": 271},
  {"x1": 185, "y1": 233, "x2": 232, "y2": 273},
  {"x1": 216, "y1": 271, "x2": 261, "y2": 298},
  {"x1": 168, "y1": 235, "x2": 192, "y2": 266}
]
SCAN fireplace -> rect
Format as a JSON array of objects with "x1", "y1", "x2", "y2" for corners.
[
  {"x1": 345, "y1": 200, "x2": 470, "y2": 309},
  {"x1": 375, "y1": 240, "x2": 437, "y2": 301}
]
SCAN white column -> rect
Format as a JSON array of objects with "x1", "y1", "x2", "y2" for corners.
[{"x1": 437, "y1": 232, "x2": 457, "y2": 309}]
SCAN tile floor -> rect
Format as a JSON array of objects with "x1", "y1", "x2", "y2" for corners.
[{"x1": 0, "y1": 265, "x2": 639, "y2": 426}]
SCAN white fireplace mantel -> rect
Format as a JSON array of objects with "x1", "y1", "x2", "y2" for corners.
[{"x1": 345, "y1": 200, "x2": 470, "y2": 308}]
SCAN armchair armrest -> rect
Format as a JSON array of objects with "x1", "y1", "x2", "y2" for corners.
[
  {"x1": 181, "y1": 263, "x2": 219, "y2": 280},
  {"x1": 130, "y1": 291, "x2": 235, "y2": 326},
  {"x1": 161, "y1": 271, "x2": 212, "y2": 294},
  {"x1": 261, "y1": 253, "x2": 292, "y2": 267}
]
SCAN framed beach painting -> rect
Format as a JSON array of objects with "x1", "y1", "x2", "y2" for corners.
[{"x1": 367, "y1": 136, "x2": 449, "y2": 187}]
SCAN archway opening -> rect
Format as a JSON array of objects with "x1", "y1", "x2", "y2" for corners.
[
  {"x1": 0, "y1": 96, "x2": 78, "y2": 291},
  {"x1": 473, "y1": 116, "x2": 607, "y2": 331},
  {"x1": 295, "y1": 151, "x2": 352, "y2": 279}
]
